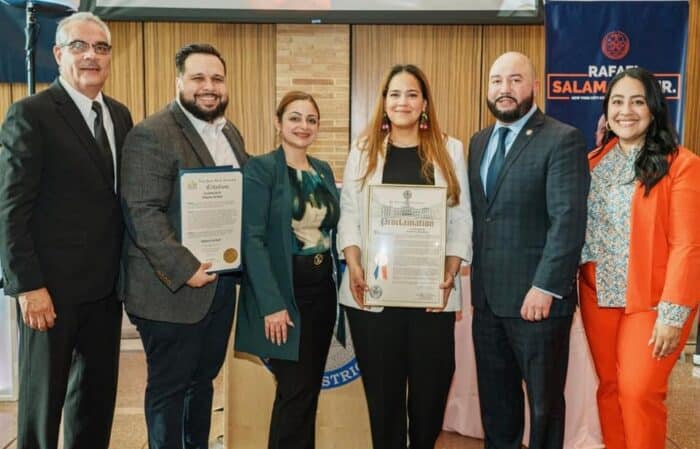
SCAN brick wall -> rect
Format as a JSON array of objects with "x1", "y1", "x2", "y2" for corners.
[{"x1": 276, "y1": 24, "x2": 350, "y2": 179}]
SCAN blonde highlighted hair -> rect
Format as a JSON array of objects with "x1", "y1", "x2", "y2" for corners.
[{"x1": 358, "y1": 64, "x2": 460, "y2": 205}]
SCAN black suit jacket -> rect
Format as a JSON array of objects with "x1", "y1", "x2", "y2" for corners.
[
  {"x1": 0, "y1": 80, "x2": 133, "y2": 304},
  {"x1": 468, "y1": 109, "x2": 590, "y2": 318}
]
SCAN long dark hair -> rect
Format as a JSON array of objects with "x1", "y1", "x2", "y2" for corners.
[{"x1": 602, "y1": 67, "x2": 678, "y2": 195}]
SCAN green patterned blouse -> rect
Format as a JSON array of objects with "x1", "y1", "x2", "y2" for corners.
[{"x1": 288, "y1": 166, "x2": 339, "y2": 256}]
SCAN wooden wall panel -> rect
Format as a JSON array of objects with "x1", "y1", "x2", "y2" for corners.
[
  {"x1": 0, "y1": 85, "x2": 12, "y2": 121},
  {"x1": 351, "y1": 25, "x2": 482, "y2": 149},
  {"x1": 0, "y1": 81, "x2": 71, "y2": 122},
  {"x1": 480, "y1": 24, "x2": 545, "y2": 129},
  {"x1": 143, "y1": 22, "x2": 276, "y2": 155},
  {"x1": 683, "y1": 1, "x2": 700, "y2": 154},
  {"x1": 10, "y1": 83, "x2": 31, "y2": 101},
  {"x1": 9, "y1": 83, "x2": 51, "y2": 104},
  {"x1": 105, "y1": 21, "x2": 146, "y2": 123}
]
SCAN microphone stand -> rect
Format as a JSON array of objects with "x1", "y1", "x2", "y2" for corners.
[{"x1": 25, "y1": 1, "x2": 37, "y2": 95}]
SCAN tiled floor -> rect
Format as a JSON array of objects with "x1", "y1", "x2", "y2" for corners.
[{"x1": 1, "y1": 347, "x2": 698, "y2": 449}]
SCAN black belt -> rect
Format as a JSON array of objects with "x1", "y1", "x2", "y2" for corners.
[
  {"x1": 293, "y1": 250, "x2": 331, "y2": 268},
  {"x1": 292, "y1": 250, "x2": 333, "y2": 288}
]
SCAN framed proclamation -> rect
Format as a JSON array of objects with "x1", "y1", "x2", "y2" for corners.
[
  {"x1": 179, "y1": 167, "x2": 243, "y2": 273},
  {"x1": 363, "y1": 185, "x2": 447, "y2": 308}
]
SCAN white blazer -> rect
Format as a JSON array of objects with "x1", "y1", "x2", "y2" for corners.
[{"x1": 337, "y1": 135, "x2": 473, "y2": 312}]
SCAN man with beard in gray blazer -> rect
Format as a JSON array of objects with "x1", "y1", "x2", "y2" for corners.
[
  {"x1": 120, "y1": 43, "x2": 247, "y2": 449},
  {"x1": 468, "y1": 52, "x2": 590, "y2": 449}
]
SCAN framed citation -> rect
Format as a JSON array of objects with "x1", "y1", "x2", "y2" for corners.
[
  {"x1": 179, "y1": 167, "x2": 243, "y2": 273},
  {"x1": 363, "y1": 184, "x2": 447, "y2": 308}
]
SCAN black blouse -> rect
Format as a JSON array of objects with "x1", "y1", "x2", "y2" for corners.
[{"x1": 382, "y1": 143, "x2": 434, "y2": 186}]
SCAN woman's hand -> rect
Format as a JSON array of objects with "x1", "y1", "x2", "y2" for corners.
[
  {"x1": 428, "y1": 256, "x2": 462, "y2": 312},
  {"x1": 264, "y1": 310, "x2": 294, "y2": 346},
  {"x1": 427, "y1": 271, "x2": 454, "y2": 312},
  {"x1": 343, "y1": 245, "x2": 368, "y2": 309},
  {"x1": 648, "y1": 321, "x2": 682, "y2": 360},
  {"x1": 348, "y1": 264, "x2": 368, "y2": 308}
]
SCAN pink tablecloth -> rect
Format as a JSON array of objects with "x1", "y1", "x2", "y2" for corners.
[{"x1": 443, "y1": 275, "x2": 604, "y2": 449}]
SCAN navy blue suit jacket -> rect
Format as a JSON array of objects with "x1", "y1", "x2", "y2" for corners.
[{"x1": 468, "y1": 109, "x2": 590, "y2": 318}]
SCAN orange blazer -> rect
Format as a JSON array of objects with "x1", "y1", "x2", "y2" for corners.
[{"x1": 580, "y1": 138, "x2": 700, "y2": 312}]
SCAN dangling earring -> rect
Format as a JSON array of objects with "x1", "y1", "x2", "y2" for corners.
[
  {"x1": 419, "y1": 111, "x2": 429, "y2": 131},
  {"x1": 605, "y1": 120, "x2": 611, "y2": 131},
  {"x1": 381, "y1": 112, "x2": 390, "y2": 132}
]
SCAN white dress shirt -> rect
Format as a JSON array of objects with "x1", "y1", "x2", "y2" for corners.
[
  {"x1": 176, "y1": 99, "x2": 238, "y2": 168},
  {"x1": 59, "y1": 77, "x2": 117, "y2": 191}
]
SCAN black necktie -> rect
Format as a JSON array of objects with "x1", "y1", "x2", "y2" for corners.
[
  {"x1": 486, "y1": 127, "x2": 510, "y2": 200},
  {"x1": 91, "y1": 101, "x2": 115, "y2": 187}
]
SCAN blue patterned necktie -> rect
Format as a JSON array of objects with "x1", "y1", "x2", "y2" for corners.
[{"x1": 486, "y1": 127, "x2": 510, "y2": 200}]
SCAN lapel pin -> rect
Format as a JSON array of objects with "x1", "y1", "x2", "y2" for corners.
[{"x1": 526, "y1": 129, "x2": 533, "y2": 136}]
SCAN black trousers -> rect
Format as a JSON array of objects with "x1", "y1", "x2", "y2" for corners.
[
  {"x1": 472, "y1": 303, "x2": 573, "y2": 449},
  {"x1": 267, "y1": 253, "x2": 336, "y2": 449},
  {"x1": 16, "y1": 293, "x2": 122, "y2": 449},
  {"x1": 129, "y1": 274, "x2": 236, "y2": 449},
  {"x1": 346, "y1": 307, "x2": 455, "y2": 449}
]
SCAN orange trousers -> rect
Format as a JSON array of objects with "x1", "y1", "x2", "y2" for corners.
[{"x1": 580, "y1": 284, "x2": 697, "y2": 449}]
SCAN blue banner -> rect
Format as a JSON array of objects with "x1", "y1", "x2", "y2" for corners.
[
  {"x1": 544, "y1": 1, "x2": 688, "y2": 150},
  {"x1": 0, "y1": 2, "x2": 77, "y2": 83}
]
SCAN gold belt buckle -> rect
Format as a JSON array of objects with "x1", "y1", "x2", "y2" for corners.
[{"x1": 313, "y1": 253, "x2": 324, "y2": 266}]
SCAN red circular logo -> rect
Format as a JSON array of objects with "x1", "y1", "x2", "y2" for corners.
[{"x1": 601, "y1": 31, "x2": 630, "y2": 60}]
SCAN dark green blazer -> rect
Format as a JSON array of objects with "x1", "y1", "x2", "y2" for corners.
[{"x1": 235, "y1": 147, "x2": 340, "y2": 361}]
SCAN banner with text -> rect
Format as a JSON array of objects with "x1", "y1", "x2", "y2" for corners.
[{"x1": 544, "y1": 0, "x2": 688, "y2": 150}]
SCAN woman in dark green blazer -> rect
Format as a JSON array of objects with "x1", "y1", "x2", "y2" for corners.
[{"x1": 235, "y1": 91, "x2": 340, "y2": 449}]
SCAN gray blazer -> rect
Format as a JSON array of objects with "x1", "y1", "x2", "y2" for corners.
[
  {"x1": 468, "y1": 109, "x2": 590, "y2": 318},
  {"x1": 120, "y1": 102, "x2": 247, "y2": 323}
]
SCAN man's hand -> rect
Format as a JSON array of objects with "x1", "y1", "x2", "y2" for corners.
[
  {"x1": 18, "y1": 288, "x2": 56, "y2": 331},
  {"x1": 186, "y1": 262, "x2": 217, "y2": 288},
  {"x1": 648, "y1": 322, "x2": 682, "y2": 360},
  {"x1": 520, "y1": 287, "x2": 553, "y2": 321}
]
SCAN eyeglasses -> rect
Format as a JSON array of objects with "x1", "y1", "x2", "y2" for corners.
[{"x1": 61, "y1": 40, "x2": 112, "y2": 55}]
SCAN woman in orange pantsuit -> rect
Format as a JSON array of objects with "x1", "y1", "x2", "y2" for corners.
[{"x1": 579, "y1": 67, "x2": 700, "y2": 449}]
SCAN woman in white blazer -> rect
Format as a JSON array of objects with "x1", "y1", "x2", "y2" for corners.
[{"x1": 338, "y1": 64, "x2": 472, "y2": 449}]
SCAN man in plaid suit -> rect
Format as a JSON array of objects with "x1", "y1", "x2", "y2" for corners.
[{"x1": 467, "y1": 51, "x2": 590, "y2": 449}]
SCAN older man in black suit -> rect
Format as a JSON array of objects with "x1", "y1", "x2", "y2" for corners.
[
  {"x1": 468, "y1": 52, "x2": 590, "y2": 449},
  {"x1": 0, "y1": 12, "x2": 132, "y2": 449}
]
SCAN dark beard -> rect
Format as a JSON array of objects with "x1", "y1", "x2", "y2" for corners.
[
  {"x1": 178, "y1": 92, "x2": 228, "y2": 122},
  {"x1": 486, "y1": 92, "x2": 534, "y2": 123}
]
